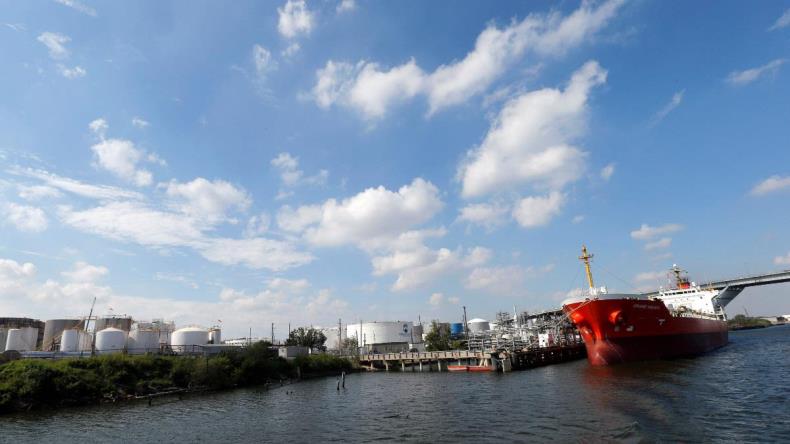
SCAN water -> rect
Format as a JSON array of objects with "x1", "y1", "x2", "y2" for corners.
[{"x1": 2, "y1": 325, "x2": 789, "y2": 443}]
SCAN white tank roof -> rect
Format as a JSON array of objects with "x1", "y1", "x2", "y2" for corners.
[
  {"x1": 468, "y1": 318, "x2": 488, "y2": 323},
  {"x1": 175, "y1": 326, "x2": 208, "y2": 332}
]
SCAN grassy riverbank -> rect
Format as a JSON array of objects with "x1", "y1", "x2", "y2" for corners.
[
  {"x1": 0, "y1": 342, "x2": 355, "y2": 414},
  {"x1": 728, "y1": 314, "x2": 773, "y2": 330}
]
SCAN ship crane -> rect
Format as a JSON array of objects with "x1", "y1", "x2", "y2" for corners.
[{"x1": 579, "y1": 245, "x2": 595, "y2": 289}]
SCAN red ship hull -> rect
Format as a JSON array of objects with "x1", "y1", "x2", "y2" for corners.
[{"x1": 563, "y1": 298, "x2": 728, "y2": 366}]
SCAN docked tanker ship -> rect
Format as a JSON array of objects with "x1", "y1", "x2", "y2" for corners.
[{"x1": 563, "y1": 246, "x2": 729, "y2": 366}]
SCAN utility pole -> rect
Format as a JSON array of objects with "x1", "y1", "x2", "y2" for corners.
[
  {"x1": 271, "y1": 323, "x2": 275, "y2": 345},
  {"x1": 463, "y1": 305, "x2": 469, "y2": 350},
  {"x1": 86, "y1": 296, "x2": 97, "y2": 356},
  {"x1": 338, "y1": 318, "x2": 342, "y2": 353}
]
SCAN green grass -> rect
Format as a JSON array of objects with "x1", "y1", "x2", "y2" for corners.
[
  {"x1": 0, "y1": 344, "x2": 355, "y2": 414},
  {"x1": 728, "y1": 314, "x2": 773, "y2": 329}
]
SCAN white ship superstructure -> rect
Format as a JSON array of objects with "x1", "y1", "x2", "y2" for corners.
[{"x1": 655, "y1": 265, "x2": 727, "y2": 321}]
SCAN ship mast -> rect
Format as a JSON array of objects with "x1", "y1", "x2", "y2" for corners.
[{"x1": 579, "y1": 245, "x2": 595, "y2": 290}]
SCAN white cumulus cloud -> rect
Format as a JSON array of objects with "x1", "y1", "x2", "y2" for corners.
[
  {"x1": 252, "y1": 44, "x2": 276, "y2": 82},
  {"x1": 310, "y1": 0, "x2": 623, "y2": 118},
  {"x1": 630, "y1": 223, "x2": 683, "y2": 240},
  {"x1": 768, "y1": 8, "x2": 790, "y2": 31},
  {"x1": 600, "y1": 163, "x2": 615, "y2": 181},
  {"x1": 17, "y1": 185, "x2": 62, "y2": 201},
  {"x1": 512, "y1": 192, "x2": 565, "y2": 228},
  {"x1": 132, "y1": 117, "x2": 150, "y2": 129},
  {"x1": 464, "y1": 265, "x2": 526, "y2": 296},
  {"x1": 54, "y1": 0, "x2": 97, "y2": 17},
  {"x1": 270, "y1": 152, "x2": 328, "y2": 192},
  {"x1": 278, "y1": 0, "x2": 314, "y2": 39},
  {"x1": 37, "y1": 32, "x2": 71, "y2": 59},
  {"x1": 58, "y1": 201, "x2": 312, "y2": 272},
  {"x1": 644, "y1": 237, "x2": 671, "y2": 251},
  {"x1": 4, "y1": 203, "x2": 48, "y2": 232},
  {"x1": 164, "y1": 178, "x2": 251, "y2": 224},
  {"x1": 457, "y1": 201, "x2": 510, "y2": 230},
  {"x1": 459, "y1": 61, "x2": 606, "y2": 198},
  {"x1": 372, "y1": 245, "x2": 490, "y2": 291},
  {"x1": 751, "y1": 175, "x2": 790, "y2": 196},
  {"x1": 199, "y1": 238, "x2": 314, "y2": 271},
  {"x1": 61, "y1": 261, "x2": 108, "y2": 282},
  {"x1": 337, "y1": 0, "x2": 355, "y2": 13},
  {"x1": 311, "y1": 59, "x2": 425, "y2": 119},
  {"x1": 774, "y1": 252, "x2": 790, "y2": 266},
  {"x1": 284, "y1": 178, "x2": 443, "y2": 248},
  {"x1": 58, "y1": 65, "x2": 86, "y2": 79},
  {"x1": 89, "y1": 119, "x2": 163, "y2": 187}
]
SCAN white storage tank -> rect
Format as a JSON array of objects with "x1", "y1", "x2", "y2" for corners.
[
  {"x1": 43, "y1": 319, "x2": 82, "y2": 351},
  {"x1": 346, "y1": 321, "x2": 412, "y2": 346},
  {"x1": 171, "y1": 327, "x2": 209, "y2": 354},
  {"x1": 6, "y1": 327, "x2": 39, "y2": 351},
  {"x1": 208, "y1": 328, "x2": 221, "y2": 345},
  {"x1": 468, "y1": 318, "x2": 490, "y2": 333},
  {"x1": 79, "y1": 331, "x2": 92, "y2": 351},
  {"x1": 127, "y1": 329, "x2": 160, "y2": 354},
  {"x1": 60, "y1": 329, "x2": 80, "y2": 352},
  {"x1": 6, "y1": 328, "x2": 31, "y2": 351},
  {"x1": 95, "y1": 327, "x2": 127, "y2": 354}
]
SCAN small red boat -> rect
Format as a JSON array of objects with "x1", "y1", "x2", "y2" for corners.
[
  {"x1": 446, "y1": 363, "x2": 493, "y2": 372},
  {"x1": 446, "y1": 365, "x2": 469, "y2": 372}
]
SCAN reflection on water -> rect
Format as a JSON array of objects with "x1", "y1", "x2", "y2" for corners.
[{"x1": 2, "y1": 325, "x2": 788, "y2": 442}]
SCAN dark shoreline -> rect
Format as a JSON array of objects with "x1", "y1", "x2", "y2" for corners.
[{"x1": 0, "y1": 345, "x2": 356, "y2": 415}]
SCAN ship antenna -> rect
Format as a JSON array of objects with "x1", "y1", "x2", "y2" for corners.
[{"x1": 579, "y1": 245, "x2": 595, "y2": 289}]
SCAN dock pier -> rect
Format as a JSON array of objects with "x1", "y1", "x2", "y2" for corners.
[{"x1": 358, "y1": 343, "x2": 586, "y2": 373}]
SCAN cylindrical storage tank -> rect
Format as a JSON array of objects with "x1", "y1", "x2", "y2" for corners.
[
  {"x1": 127, "y1": 329, "x2": 160, "y2": 354},
  {"x1": 6, "y1": 328, "x2": 37, "y2": 351},
  {"x1": 171, "y1": 327, "x2": 209, "y2": 354},
  {"x1": 467, "y1": 318, "x2": 490, "y2": 333},
  {"x1": 95, "y1": 328, "x2": 127, "y2": 354},
  {"x1": 95, "y1": 316, "x2": 133, "y2": 332},
  {"x1": 22, "y1": 327, "x2": 38, "y2": 350},
  {"x1": 450, "y1": 323, "x2": 464, "y2": 336},
  {"x1": 5, "y1": 329, "x2": 24, "y2": 351},
  {"x1": 79, "y1": 331, "x2": 93, "y2": 351},
  {"x1": 208, "y1": 328, "x2": 221, "y2": 345},
  {"x1": 345, "y1": 322, "x2": 412, "y2": 347},
  {"x1": 60, "y1": 329, "x2": 80, "y2": 352},
  {"x1": 43, "y1": 319, "x2": 82, "y2": 351}
]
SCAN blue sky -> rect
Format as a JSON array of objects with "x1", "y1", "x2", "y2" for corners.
[{"x1": 1, "y1": 0, "x2": 789, "y2": 337}]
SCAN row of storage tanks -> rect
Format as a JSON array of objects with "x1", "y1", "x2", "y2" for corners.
[
  {"x1": 81, "y1": 325, "x2": 222, "y2": 354},
  {"x1": 1, "y1": 316, "x2": 221, "y2": 354},
  {"x1": 320, "y1": 318, "x2": 493, "y2": 350}
]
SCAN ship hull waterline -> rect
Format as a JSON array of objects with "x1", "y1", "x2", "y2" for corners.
[{"x1": 563, "y1": 298, "x2": 728, "y2": 366}]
